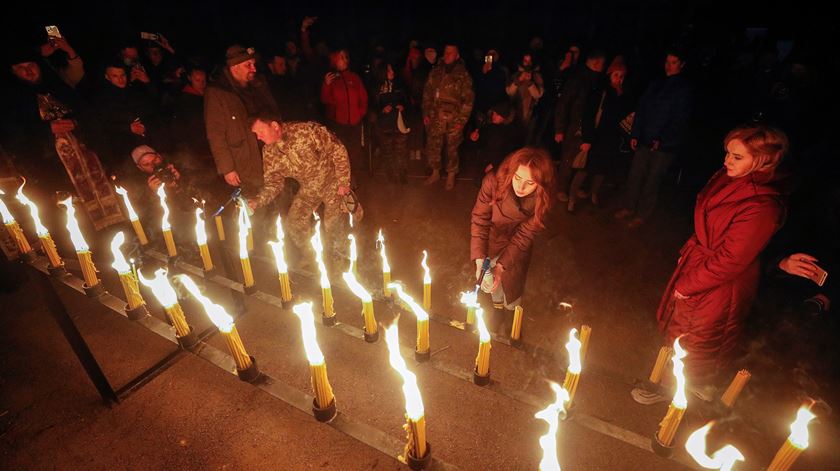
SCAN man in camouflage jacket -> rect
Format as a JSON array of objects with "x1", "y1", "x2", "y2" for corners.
[
  {"x1": 422, "y1": 44, "x2": 474, "y2": 190},
  {"x1": 248, "y1": 114, "x2": 352, "y2": 262}
]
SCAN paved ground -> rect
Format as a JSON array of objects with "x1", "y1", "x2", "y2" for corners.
[{"x1": 1, "y1": 168, "x2": 837, "y2": 470}]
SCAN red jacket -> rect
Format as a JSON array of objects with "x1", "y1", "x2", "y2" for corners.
[
  {"x1": 320, "y1": 71, "x2": 368, "y2": 126},
  {"x1": 656, "y1": 169, "x2": 785, "y2": 382}
]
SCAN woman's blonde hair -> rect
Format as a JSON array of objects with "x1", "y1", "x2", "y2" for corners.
[{"x1": 724, "y1": 124, "x2": 789, "y2": 174}]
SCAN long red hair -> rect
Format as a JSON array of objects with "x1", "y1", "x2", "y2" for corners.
[{"x1": 494, "y1": 147, "x2": 556, "y2": 228}]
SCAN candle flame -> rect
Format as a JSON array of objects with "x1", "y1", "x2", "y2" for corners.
[
  {"x1": 15, "y1": 181, "x2": 49, "y2": 236},
  {"x1": 388, "y1": 283, "x2": 429, "y2": 321},
  {"x1": 342, "y1": 271, "x2": 372, "y2": 303},
  {"x1": 474, "y1": 307, "x2": 490, "y2": 343},
  {"x1": 109, "y1": 231, "x2": 131, "y2": 274},
  {"x1": 177, "y1": 275, "x2": 235, "y2": 333},
  {"x1": 377, "y1": 230, "x2": 390, "y2": 273},
  {"x1": 0, "y1": 190, "x2": 15, "y2": 223},
  {"x1": 349, "y1": 212, "x2": 354, "y2": 228},
  {"x1": 788, "y1": 406, "x2": 817, "y2": 449},
  {"x1": 460, "y1": 290, "x2": 478, "y2": 308},
  {"x1": 565, "y1": 328, "x2": 582, "y2": 375},
  {"x1": 348, "y1": 234, "x2": 357, "y2": 270},
  {"x1": 685, "y1": 421, "x2": 745, "y2": 471},
  {"x1": 671, "y1": 336, "x2": 689, "y2": 409},
  {"x1": 534, "y1": 381, "x2": 570, "y2": 471},
  {"x1": 310, "y1": 213, "x2": 330, "y2": 288},
  {"x1": 237, "y1": 204, "x2": 250, "y2": 259},
  {"x1": 267, "y1": 215, "x2": 288, "y2": 274},
  {"x1": 138, "y1": 267, "x2": 178, "y2": 308},
  {"x1": 194, "y1": 208, "x2": 208, "y2": 246},
  {"x1": 384, "y1": 319, "x2": 425, "y2": 420},
  {"x1": 59, "y1": 197, "x2": 89, "y2": 252},
  {"x1": 156, "y1": 185, "x2": 171, "y2": 231},
  {"x1": 292, "y1": 302, "x2": 325, "y2": 365},
  {"x1": 421, "y1": 250, "x2": 431, "y2": 283},
  {"x1": 114, "y1": 185, "x2": 140, "y2": 221}
]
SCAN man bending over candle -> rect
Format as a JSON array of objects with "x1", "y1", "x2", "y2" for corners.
[{"x1": 248, "y1": 112, "x2": 354, "y2": 268}]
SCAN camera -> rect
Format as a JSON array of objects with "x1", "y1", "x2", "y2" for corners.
[{"x1": 153, "y1": 163, "x2": 176, "y2": 184}]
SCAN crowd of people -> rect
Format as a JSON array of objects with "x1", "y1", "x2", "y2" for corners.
[{"x1": 1, "y1": 15, "x2": 837, "y2": 403}]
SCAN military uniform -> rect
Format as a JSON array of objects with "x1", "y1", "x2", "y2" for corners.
[
  {"x1": 253, "y1": 122, "x2": 352, "y2": 258},
  {"x1": 422, "y1": 60, "x2": 474, "y2": 174}
]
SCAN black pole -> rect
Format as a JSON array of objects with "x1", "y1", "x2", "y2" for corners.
[{"x1": 33, "y1": 268, "x2": 119, "y2": 405}]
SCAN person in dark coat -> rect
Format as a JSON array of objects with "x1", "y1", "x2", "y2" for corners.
[
  {"x1": 633, "y1": 125, "x2": 789, "y2": 404},
  {"x1": 471, "y1": 147, "x2": 556, "y2": 334},
  {"x1": 567, "y1": 57, "x2": 634, "y2": 211},
  {"x1": 469, "y1": 101, "x2": 523, "y2": 177},
  {"x1": 374, "y1": 62, "x2": 410, "y2": 182}
]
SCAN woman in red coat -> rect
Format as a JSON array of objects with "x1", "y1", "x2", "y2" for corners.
[
  {"x1": 471, "y1": 147, "x2": 556, "y2": 333},
  {"x1": 637, "y1": 125, "x2": 789, "y2": 403}
]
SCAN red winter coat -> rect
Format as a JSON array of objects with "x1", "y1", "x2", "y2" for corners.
[
  {"x1": 656, "y1": 169, "x2": 785, "y2": 382},
  {"x1": 320, "y1": 71, "x2": 368, "y2": 126}
]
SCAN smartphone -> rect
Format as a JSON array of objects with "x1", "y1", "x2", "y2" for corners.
[
  {"x1": 809, "y1": 264, "x2": 828, "y2": 287},
  {"x1": 140, "y1": 32, "x2": 160, "y2": 42},
  {"x1": 484, "y1": 55, "x2": 493, "y2": 64},
  {"x1": 45, "y1": 25, "x2": 62, "y2": 43}
]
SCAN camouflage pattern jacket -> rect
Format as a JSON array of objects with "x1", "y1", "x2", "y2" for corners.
[
  {"x1": 253, "y1": 122, "x2": 351, "y2": 207},
  {"x1": 422, "y1": 59, "x2": 474, "y2": 126}
]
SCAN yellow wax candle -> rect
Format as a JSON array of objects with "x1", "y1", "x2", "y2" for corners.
[
  {"x1": 118, "y1": 271, "x2": 144, "y2": 310},
  {"x1": 223, "y1": 324, "x2": 253, "y2": 370},
  {"x1": 6, "y1": 221, "x2": 32, "y2": 254},
  {"x1": 131, "y1": 219, "x2": 149, "y2": 245},
  {"x1": 322, "y1": 286, "x2": 335, "y2": 318},
  {"x1": 649, "y1": 346, "x2": 673, "y2": 384},
  {"x1": 466, "y1": 305, "x2": 476, "y2": 327},
  {"x1": 510, "y1": 306, "x2": 524, "y2": 340},
  {"x1": 423, "y1": 282, "x2": 431, "y2": 311},
  {"x1": 362, "y1": 300, "x2": 378, "y2": 336},
  {"x1": 417, "y1": 318, "x2": 430, "y2": 354},
  {"x1": 214, "y1": 214, "x2": 225, "y2": 241},
  {"x1": 767, "y1": 439, "x2": 805, "y2": 471},
  {"x1": 310, "y1": 362, "x2": 335, "y2": 409},
  {"x1": 476, "y1": 340, "x2": 491, "y2": 376},
  {"x1": 247, "y1": 228, "x2": 253, "y2": 252},
  {"x1": 579, "y1": 324, "x2": 592, "y2": 362},
  {"x1": 720, "y1": 370, "x2": 751, "y2": 408},
  {"x1": 279, "y1": 272, "x2": 292, "y2": 302},
  {"x1": 39, "y1": 233, "x2": 63, "y2": 267},
  {"x1": 240, "y1": 256, "x2": 255, "y2": 288},
  {"x1": 383, "y1": 270, "x2": 391, "y2": 297},
  {"x1": 199, "y1": 244, "x2": 213, "y2": 271},
  {"x1": 163, "y1": 229, "x2": 177, "y2": 257},
  {"x1": 77, "y1": 250, "x2": 100, "y2": 287},
  {"x1": 408, "y1": 416, "x2": 427, "y2": 459},
  {"x1": 163, "y1": 303, "x2": 191, "y2": 338},
  {"x1": 767, "y1": 406, "x2": 817, "y2": 471},
  {"x1": 656, "y1": 403, "x2": 686, "y2": 445},
  {"x1": 562, "y1": 371, "x2": 580, "y2": 404}
]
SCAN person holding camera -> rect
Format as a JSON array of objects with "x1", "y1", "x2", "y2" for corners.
[
  {"x1": 632, "y1": 125, "x2": 788, "y2": 404},
  {"x1": 506, "y1": 53, "x2": 544, "y2": 141},
  {"x1": 320, "y1": 49, "x2": 368, "y2": 172}
]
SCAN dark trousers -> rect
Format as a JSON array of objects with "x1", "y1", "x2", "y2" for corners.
[{"x1": 622, "y1": 146, "x2": 674, "y2": 219}]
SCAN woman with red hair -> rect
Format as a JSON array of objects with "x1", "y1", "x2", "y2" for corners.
[
  {"x1": 470, "y1": 147, "x2": 556, "y2": 333},
  {"x1": 633, "y1": 124, "x2": 789, "y2": 404}
]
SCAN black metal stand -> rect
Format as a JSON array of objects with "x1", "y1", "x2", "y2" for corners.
[
  {"x1": 406, "y1": 443, "x2": 432, "y2": 470},
  {"x1": 322, "y1": 314, "x2": 337, "y2": 326},
  {"x1": 415, "y1": 350, "x2": 430, "y2": 363},
  {"x1": 363, "y1": 329, "x2": 379, "y2": 343},
  {"x1": 312, "y1": 397, "x2": 337, "y2": 423},
  {"x1": 651, "y1": 432, "x2": 675, "y2": 458},
  {"x1": 473, "y1": 367, "x2": 491, "y2": 386},
  {"x1": 236, "y1": 355, "x2": 260, "y2": 383}
]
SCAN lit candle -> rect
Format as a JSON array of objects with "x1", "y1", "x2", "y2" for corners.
[
  {"x1": 421, "y1": 250, "x2": 431, "y2": 311},
  {"x1": 214, "y1": 212, "x2": 225, "y2": 241},
  {"x1": 389, "y1": 283, "x2": 430, "y2": 359},
  {"x1": 15, "y1": 184, "x2": 62, "y2": 267},
  {"x1": 378, "y1": 230, "x2": 391, "y2": 297},
  {"x1": 114, "y1": 186, "x2": 148, "y2": 245},
  {"x1": 311, "y1": 214, "x2": 334, "y2": 321},
  {"x1": 474, "y1": 306, "x2": 492, "y2": 381},
  {"x1": 178, "y1": 275, "x2": 254, "y2": 371},
  {"x1": 60, "y1": 197, "x2": 100, "y2": 288},
  {"x1": 237, "y1": 205, "x2": 254, "y2": 289},
  {"x1": 267, "y1": 216, "x2": 292, "y2": 303},
  {"x1": 720, "y1": 369, "x2": 751, "y2": 408},
  {"x1": 460, "y1": 291, "x2": 477, "y2": 329},
  {"x1": 685, "y1": 421, "x2": 745, "y2": 471},
  {"x1": 656, "y1": 337, "x2": 688, "y2": 447},
  {"x1": 293, "y1": 302, "x2": 336, "y2": 417},
  {"x1": 384, "y1": 320, "x2": 428, "y2": 461},
  {"x1": 0, "y1": 190, "x2": 33, "y2": 255},
  {"x1": 510, "y1": 306, "x2": 524, "y2": 342},
  {"x1": 343, "y1": 270, "x2": 378, "y2": 341},
  {"x1": 110, "y1": 232, "x2": 145, "y2": 310},
  {"x1": 138, "y1": 268, "x2": 191, "y2": 338},
  {"x1": 534, "y1": 382, "x2": 570, "y2": 471},
  {"x1": 347, "y1": 234, "x2": 357, "y2": 274},
  {"x1": 156, "y1": 186, "x2": 177, "y2": 257},
  {"x1": 579, "y1": 324, "x2": 592, "y2": 363},
  {"x1": 562, "y1": 328, "x2": 583, "y2": 406},
  {"x1": 194, "y1": 208, "x2": 214, "y2": 271},
  {"x1": 648, "y1": 345, "x2": 673, "y2": 384},
  {"x1": 767, "y1": 405, "x2": 817, "y2": 471}
]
